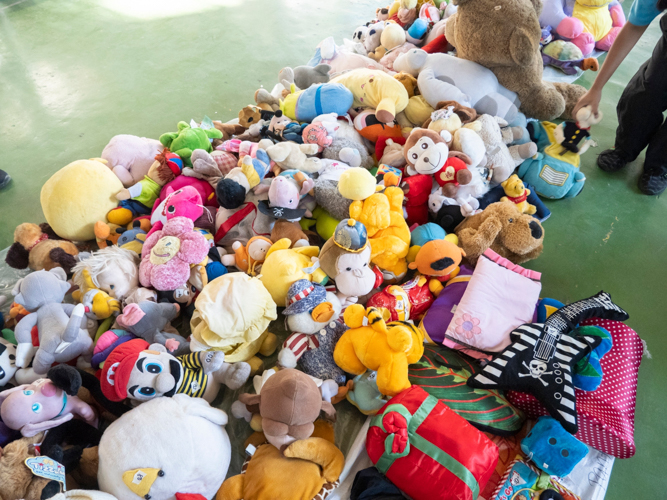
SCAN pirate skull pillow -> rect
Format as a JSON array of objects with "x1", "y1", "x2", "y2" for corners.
[{"x1": 468, "y1": 291, "x2": 628, "y2": 433}]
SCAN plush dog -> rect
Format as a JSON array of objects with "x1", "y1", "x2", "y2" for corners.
[
  {"x1": 334, "y1": 305, "x2": 424, "y2": 397},
  {"x1": 6, "y1": 223, "x2": 79, "y2": 274},
  {"x1": 455, "y1": 201, "x2": 544, "y2": 265}
]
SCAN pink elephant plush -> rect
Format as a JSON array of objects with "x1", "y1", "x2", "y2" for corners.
[
  {"x1": 139, "y1": 217, "x2": 209, "y2": 291},
  {"x1": 0, "y1": 365, "x2": 97, "y2": 437}
]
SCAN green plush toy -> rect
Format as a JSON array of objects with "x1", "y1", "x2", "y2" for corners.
[{"x1": 159, "y1": 121, "x2": 222, "y2": 165}]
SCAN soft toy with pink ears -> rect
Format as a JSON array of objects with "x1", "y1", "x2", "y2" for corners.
[
  {"x1": 140, "y1": 217, "x2": 209, "y2": 291},
  {"x1": 148, "y1": 185, "x2": 204, "y2": 238}
]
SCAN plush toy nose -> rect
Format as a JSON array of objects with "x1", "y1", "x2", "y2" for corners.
[
  {"x1": 529, "y1": 220, "x2": 543, "y2": 239},
  {"x1": 352, "y1": 268, "x2": 365, "y2": 278},
  {"x1": 312, "y1": 302, "x2": 335, "y2": 323},
  {"x1": 156, "y1": 373, "x2": 176, "y2": 394}
]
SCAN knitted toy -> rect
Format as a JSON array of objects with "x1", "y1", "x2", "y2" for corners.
[
  {"x1": 12, "y1": 269, "x2": 93, "y2": 376},
  {"x1": 220, "y1": 236, "x2": 273, "y2": 276},
  {"x1": 501, "y1": 174, "x2": 537, "y2": 215},
  {"x1": 40, "y1": 158, "x2": 124, "y2": 241},
  {"x1": 159, "y1": 121, "x2": 223, "y2": 165},
  {"x1": 98, "y1": 395, "x2": 231, "y2": 500},
  {"x1": 456, "y1": 202, "x2": 544, "y2": 265},
  {"x1": 217, "y1": 421, "x2": 344, "y2": 500},
  {"x1": 100, "y1": 134, "x2": 164, "y2": 187},
  {"x1": 6, "y1": 223, "x2": 78, "y2": 274},
  {"x1": 236, "y1": 369, "x2": 336, "y2": 450},
  {"x1": 334, "y1": 305, "x2": 424, "y2": 397},
  {"x1": 139, "y1": 217, "x2": 209, "y2": 291},
  {"x1": 277, "y1": 280, "x2": 348, "y2": 385},
  {"x1": 114, "y1": 301, "x2": 189, "y2": 355},
  {"x1": 0, "y1": 365, "x2": 97, "y2": 437},
  {"x1": 109, "y1": 151, "x2": 183, "y2": 226},
  {"x1": 318, "y1": 219, "x2": 378, "y2": 307},
  {"x1": 98, "y1": 338, "x2": 250, "y2": 403},
  {"x1": 331, "y1": 69, "x2": 409, "y2": 124},
  {"x1": 445, "y1": 0, "x2": 586, "y2": 120}
]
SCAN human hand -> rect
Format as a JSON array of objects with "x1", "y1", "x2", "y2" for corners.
[{"x1": 572, "y1": 88, "x2": 602, "y2": 120}]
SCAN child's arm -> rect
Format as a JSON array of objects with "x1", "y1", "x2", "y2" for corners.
[{"x1": 573, "y1": 22, "x2": 649, "y2": 118}]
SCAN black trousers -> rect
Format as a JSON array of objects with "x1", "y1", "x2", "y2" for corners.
[{"x1": 615, "y1": 14, "x2": 667, "y2": 174}]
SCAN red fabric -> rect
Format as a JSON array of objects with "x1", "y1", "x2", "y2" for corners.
[
  {"x1": 402, "y1": 174, "x2": 432, "y2": 226},
  {"x1": 366, "y1": 277, "x2": 433, "y2": 322},
  {"x1": 367, "y1": 386, "x2": 499, "y2": 500},
  {"x1": 422, "y1": 33, "x2": 449, "y2": 54},
  {"x1": 435, "y1": 157, "x2": 469, "y2": 187},
  {"x1": 175, "y1": 494, "x2": 207, "y2": 500},
  {"x1": 508, "y1": 319, "x2": 643, "y2": 458},
  {"x1": 31, "y1": 326, "x2": 40, "y2": 347},
  {"x1": 99, "y1": 338, "x2": 150, "y2": 402},
  {"x1": 505, "y1": 192, "x2": 528, "y2": 204},
  {"x1": 214, "y1": 202, "x2": 256, "y2": 243},
  {"x1": 375, "y1": 136, "x2": 407, "y2": 162}
]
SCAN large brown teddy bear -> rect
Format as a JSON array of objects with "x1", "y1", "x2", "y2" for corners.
[
  {"x1": 445, "y1": 0, "x2": 585, "y2": 120},
  {"x1": 455, "y1": 201, "x2": 544, "y2": 265}
]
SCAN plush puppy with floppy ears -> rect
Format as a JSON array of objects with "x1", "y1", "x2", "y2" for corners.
[
  {"x1": 6, "y1": 223, "x2": 79, "y2": 274},
  {"x1": 455, "y1": 201, "x2": 545, "y2": 265}
]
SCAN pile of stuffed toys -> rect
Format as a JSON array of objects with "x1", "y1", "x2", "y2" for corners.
[{"x1": 0, "y1": 0, "x2": 643, "y2": 500}]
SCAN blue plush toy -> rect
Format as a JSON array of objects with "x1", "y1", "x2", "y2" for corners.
[
  {"x1": 281, "y1": 82, "x2": 354, "y2": 123},
  {"x1": 521, "y1": 417, "x2": 589, "y2": 477},
  {"x1": 572, "y1": 325, "x2": 613, "y2": 392},
  {"x1": 410, "y1": 223, "x2": 446, "y2": 246}
]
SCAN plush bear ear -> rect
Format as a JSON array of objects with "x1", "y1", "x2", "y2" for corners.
[
  {"x1": 47, "y1": 364, "x2": 82, "y2": 396},
  {"x1": 48, "y1": 267, "x2": 67, "y2": 282},
  {"x1": 509, "y1": 28, "x2": 536, "y2": 67},
  {"x1": 5, "y1": 243, "x2": 30, "y2": 270},
  {"x1": 343, "y1": 304, "x2": 366, "y2": 329}
]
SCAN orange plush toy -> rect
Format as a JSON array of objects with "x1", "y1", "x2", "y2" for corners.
[{"x1": 409, "y1": 239, "x2": 466, "y2": 297}]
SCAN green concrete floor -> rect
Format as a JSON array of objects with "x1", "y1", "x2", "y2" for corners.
[{"x1": 0, "y1": 0, "x2": 665, "y2": 497}]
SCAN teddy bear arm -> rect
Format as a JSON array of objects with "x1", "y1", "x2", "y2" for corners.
[{"x1": 217, "y1": 474, "x2": 245, "y2": 500}]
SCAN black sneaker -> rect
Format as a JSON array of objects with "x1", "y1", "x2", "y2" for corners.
[
  {"x1": 0, "y1": 170, "x2": 11, "y2": 190},
  {"x1": 597, "y1": 149, "x2": 629, "y2": 173},
  {"x1": 638, "y1": 170, "x2": 667, "y2": 195}
]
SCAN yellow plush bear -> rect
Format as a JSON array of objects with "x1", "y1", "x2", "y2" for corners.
[
  {"x1": 501, "y1": 174, "x2": 537, "y2": 215},
  {"x1": 259, "y1": 238, "x2": 328, "y2": 307},
  {"x1": 349, "y1": 181, "x2": 410, "y2": 282},
  {"x1": 334, "y1": 306, "x2": 424, "y2": 397},
  {"x1": 331, "y1": 69, "x2": 409, "y2": 124}
]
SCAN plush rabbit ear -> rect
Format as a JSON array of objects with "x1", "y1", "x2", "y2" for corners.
[{"x1": 21, "y1": 414, "x2": 74, "y2": 437}]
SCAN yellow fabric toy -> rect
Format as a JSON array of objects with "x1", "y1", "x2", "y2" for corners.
[
  {"x1": 190, "y1": 273, "x2": 278, "y2": 368},
  {"x1": 500, "y1": 174, "x2": 537, "y2": 215},
  {"x1": 71, "y1": 269, "x2": 121, "y2": 320},
  {"x1": 217, "y1": 421, "x2": 344, "y2": 500},
  {"x1": 349, "y1": 180, "x2": 410, "y2": 283},
  {"x1": 41, "y1": 158, "x2": 123, "y2": 241},
  {"x1": 331, "y1": 69, "x2": 409, "y2": 124},
  {"x1": 334, "y1": 305, "x2": 424, "y2": 397},
  {"x1": 259, "y1": 238, "x2": 328, "y2": 307}
]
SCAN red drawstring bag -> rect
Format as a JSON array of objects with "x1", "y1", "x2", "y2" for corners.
[
  {"x1": 508, "y1": 319, "x2": 644, "y2": 458},
  {"x1": 367, "y1": 386, "x2": 499, "y2": 500}
]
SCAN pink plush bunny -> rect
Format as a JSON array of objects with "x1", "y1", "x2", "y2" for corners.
[
  {"x1": 139, "y1": 217, "x2": 209, "y2": 291},
  {"x1": 0, "y1": 365, "x2": 97, "y2": 437}
]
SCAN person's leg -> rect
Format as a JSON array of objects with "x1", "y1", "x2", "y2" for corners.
[
  {"x1": 0, "y1": 169, "x2": 10, "y2": 189},
  {"x1": 599, "y1": 16, "x2": 667, "y2": 172},
  {"x1": 638, "y1": 118, "x2": 667, "y2": 194}
]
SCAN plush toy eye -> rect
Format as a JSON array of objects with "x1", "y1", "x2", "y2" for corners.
[
  {"x1": 110, "y1": 285, "x2": 115, "y2": 290},
  {"x1": 363, "y1": 262, "x2": 368, "y2": 266},
  {"x1": 23, "y1": 390, "x2": 34, "y2": 396},
  {"x1": 421, "y1": 143, "x2": 428, "y2": 149},
  {"x1": 561, "y1": 449, "x2": 570, "y2": 457},
  {"x1": 508, "y1": 218, "x2": 514, "y2": 223},
  {"x1": 289, "y1": 199, "x2": 293, "y2": 204},
  {"x1": 549, "y1": 437, "x2": 557, "y2": 445},
  {"x1": 166, "y1": 242, "x2": 171, "y2": 246},
  {"x1": 145, "y1": 362, "x2": 162, "y2": 374},
  {"x1": 412, "y1": 153, "x2": 418, "y2": 160},
  {"x1": 139, "y1": 387, "x2": 156, "y2": 396},
  {"x1": 167, "y1": 205, "x2": 175, "y2": 214},
  {"x1": 31, "y1": 403, "x2": 42, "y2": 414},
  {"x1": 346, "y1": 267, "x2": 352, "y2": 271}
]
